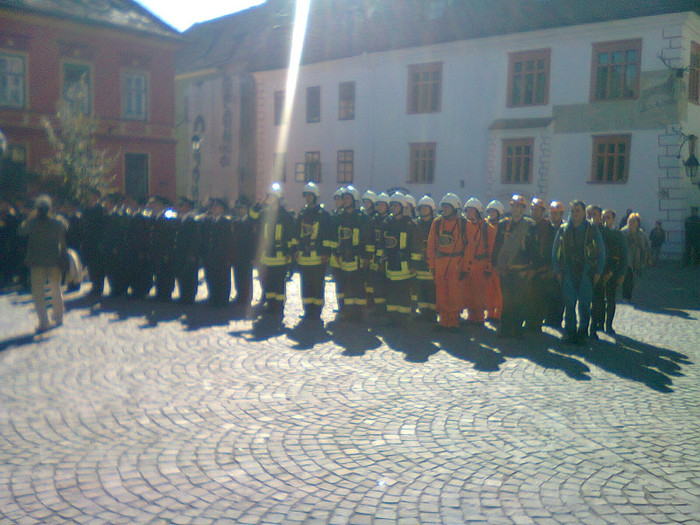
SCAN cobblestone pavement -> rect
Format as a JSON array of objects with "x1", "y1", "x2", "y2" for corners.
[{"x1": 0, "y1": 264, "x2": 698, "y2": 524}]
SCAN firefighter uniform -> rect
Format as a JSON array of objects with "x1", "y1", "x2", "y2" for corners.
[
  {"x1": 462, "y1": 199, "x2": 491, "y2": 324},
  {"x1": 427, "y1": 194, "x2": 468, "y2": 329},
  {"x1": 202, "y1": 200, "x2": 234, "y2": 308},
  {"x1": 377, "y1": 193, "x2": 421, "y2": 325},
  {"x1": 329, "y1": 186, "x2": 372, "y2": 322},
  {"x1": 252, "y1": 184, "x2": 297, "y2": 316},
  {"x1": 152, "y1": 202, "x2": 178, "y2": 301},
  {"x1": 368, "y1": 193, "x2": 390, "y2": 315},
  {"x1": 296, "y1": 183, "x2": 332, "y2": 321},
  {"x1": 173, "y1": 199, "x2": 201, "y2": 304},
  {"x1": 484, "y1": 200, "x2": 503, "y2": 322},
  {"x1": 413, "y1": 196, "x2": 436, "y2": 322}
]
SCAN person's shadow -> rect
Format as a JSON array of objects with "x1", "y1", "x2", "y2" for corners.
[
  {"x1": 371, "y1": 322, "x2": 440, "y2": 363},
  {"x1": 325, "y1": 319, "x2": 382, "y2": 357},
  {"x1": 286, "y1": 318, "x2": 332, "y2": 350}
]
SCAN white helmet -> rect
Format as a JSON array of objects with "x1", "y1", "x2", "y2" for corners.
[
  {"x1": 375, "y1": 192, "x2": 390, "y2": 205},
  {"x1": 362, "y1": 190, "x2": 377, "y2": 203},
  {"x1": 267, "y1": 182, "x2": 283, "y2": 199},
  {"x1": 464, "y1": 197, "x2": 484, "y2": 214},
  {"x1": 405, "y1": 194, "x2": 416, "y2": 209},
  {"x1": 486, "y1": 200, "x2": 505, "y2": 216},
  {"x1": 302, "y1": 182, "x2": 320, "y2": 198},
  {"x1": 389, "y1": 191, "x2": 406, "y2": 208},
  {"x1": 417, "y1": 195, "x2": 436, "y2": 211},
  {"x1": 439, "y1": 193, "x2": 461, "y2": 210},
  {"x1": 333, "y1": 187, "x2": 345, "y2": 198},
  {"x1": 342, "y1": 185, "x2": 360, "y2": 202}
]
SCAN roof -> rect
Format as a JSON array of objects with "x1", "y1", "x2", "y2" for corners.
[
  {"x1": 178, "y1": 0, "x2": 700, "y2": 75},
  {"x1": 1, "y1": 0, "x2": 181, "y2": 40}
]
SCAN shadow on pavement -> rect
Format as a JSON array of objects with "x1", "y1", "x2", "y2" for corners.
[
  {"x1": 325, "y1": 320, "x2": 382, "y2": 357},
  {"x1": 286, "y1": 319, "x2": 332, "y2": 350},
  {"x1": 0, "y1": 332, "x2": 40, "y2": 352},
  {"x1": 629, "y1": 263, "x2": 700, "y2": 318},
  {"x1": 555, "y1": 333, "x2": 691, "y2": 393},
  {"x1": 371, "y1": 323, "x2": 440, "y2": 363}
]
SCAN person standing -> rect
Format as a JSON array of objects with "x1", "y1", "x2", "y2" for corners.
[
  {"x1": 544, "y1": 201, "x2": 566, "y2": 327},
  {"x1": 202, "y1": 198, "x2": 234, "y2": 308},
  {"x1": 599, "y1": 209, "x2": 627, "y2": 335},
  {"x1": 368, "y1": 192, "x2": 391, "y2": 318},
  {"x1": 232, "y1": 196, "x2": 256, "y2": 312},
  {"x1": 492, "y1": 195, "x2": 535, "y2": 338},
  {"x1": 414, "y1": 195, "x2": 437, "y2": 323},
  {"x1": 484, "y1": 200, "x2": 503, "y2": 323},
  {"x1": 648, "y1": 221, "x2": 666, "y2": 267},
  {"x1": 80, "y1": 189, "x2": 107, "y2": 296},
  {"x1": 427, "y1": 193, "x2": 468, "y2": 331},
  {"x1": 684, "y1": 206, "x2": 700, "y2": 266},
  {"x1": 552, "y1": 200, "x2": 605, "y2": 344},
  {"x1": 621, "y1": 213, "x2": 650, "y2": 302},
  {"x1": 252, "y1": 183, "x2": 297, "y2": 318},
  {"x1": 462, "y1": 198, "x2": 491, "y2": 326},
  {"x1": 526, "y1": 198, "x2": 557, "y2": 333},
  {"x1": 172, "y1": 197, "x2": 201, "y2": 305},
  {"x1": 18, "y1": 195, "x2": 67, "y2": 333},
  {"x1": 295, "y1": 182, "x2": 332, "y2": 323}
]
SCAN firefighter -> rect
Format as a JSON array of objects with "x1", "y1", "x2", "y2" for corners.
[
  {"x1": 484, "y1": 200, "x2": 503, "y2": 323},
  {"x1": 492, "y1": 195, "x2": 535, "y2": 338},
  {"x1": 462, "y1": 198, "x2": 491, "y2": 325},
  {"x1": 414, "y1": 195, "x2": 437, "y2": 323},
  {"x1": 361, "y1": 190, "x2": 377, "y2": 308},
  {"x1": 172, "y1": 197, "x2": 201, "y2": 305},
  {"x1": 369, "y1": 192, "x2": 391, "y2": 316},
  {"x1": 329, "y1": 185, "x2": 372, "y2": 322},
  {"x1": 552, "y1": 200, "x2": 605, "y2": 345},
  {"x1": 329, "y1": 186, "x2": 346, "y2": 313},
  {"x1": 525, "y1": 197, "x2": 557, "y2": 332},
  {"x1": 427, "y1": 193, "x2": 468, "y2": 331},
  {"x1": 405, "y1": 194, "x2": 417, "y2": 220},
  {"x1": 296, "y1": 182, "x2": 332, "y2": 323},
  {"x1": 549, "y1": 201, "x2": 565, "y2": 230},
  {"x1": 232, "y1": 196, "x2": 256, "y2": 312},
  {"x1": 252, "y1": 183, "x2": 297, "y2": 318},
  {"x1": 152, "y1": 197, "x2": 178, "y2": 302},
  {"x1": 376, "y1": 192, "x2": 421, "y2": 326}
]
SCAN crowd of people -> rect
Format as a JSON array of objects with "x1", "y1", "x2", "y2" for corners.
[{"x1": 2, "y1": 186, "x2": 698, "y2": 341}]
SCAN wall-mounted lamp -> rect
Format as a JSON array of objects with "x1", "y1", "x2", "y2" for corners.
[{"x1": 675, "y1": 128, "x2": 700, "y2": 188}]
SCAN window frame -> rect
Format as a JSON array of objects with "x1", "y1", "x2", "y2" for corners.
[
  {"x1": 409, "y1": 142, "x2": 436, "y2": 183},
  {"x1": 501, "y1": 138, "x2": 534, "y2": 184},
  {"x1": 305, "y1": 151, "x2": 321, "y2": 182},
  {"x1": 591, "y1": 134, "x2": 631, "y2": 184},
  {"x1": 306, "y1": 86, "x2": 320, "y2": 123},
  {"x1": 507, "y1": 48, "x2": 551, "y2": 107},
  {"x1": 62, "y1": 60, "x2": 93, "y2": 114},
  {"x1": 407, "y1": 62, "x2": 442, "y2": 114},
  {"x1": 121, "y1": 70, "x2": 148, "y2": 121},
  {"x1": 0, "y1": 51, "x2": 27, "y2": 109},
  {"x1": 590, "y1": 39, "x2": 642, "y2": 102},
  {"x1": 690, "y1": 41, "x2": 700, "y2": 105},
  {"x1": 337, "y1": 149, "x2": 354, "y2": 183},
  {"x1": 274, "y1": 90, "x2": 285, "y2": 126},
  {"x1": 338, "y1": 81, "x2": 355, "y2": 120}
]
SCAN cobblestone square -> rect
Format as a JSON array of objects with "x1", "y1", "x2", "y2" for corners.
[{"x1": 1, "y1": 265, "x2": 698, "y2": 524}]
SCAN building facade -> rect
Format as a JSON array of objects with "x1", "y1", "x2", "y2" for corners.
[
  {"x1": 0, "y1": 0, "x2": 180, "y2": 202},
  {"x1": 179, "y1": 1, "x2": 700, "y2": 258}
]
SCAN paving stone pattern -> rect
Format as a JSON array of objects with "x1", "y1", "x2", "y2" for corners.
[{"x1": 0, "y1": 265, "x2": 699, "y2": 524}]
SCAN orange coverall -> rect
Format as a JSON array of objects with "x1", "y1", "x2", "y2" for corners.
[
  {"x1": 462, "y1": 219, "x2": 492, "y2": 323},
  {"x1": 427, "y1": 215, "x2": 468, "y2": 328},
  {"x1": 485, "y1": 221, "x2": 502, "y2": 320}
]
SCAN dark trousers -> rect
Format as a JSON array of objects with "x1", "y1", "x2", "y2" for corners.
[
  {"x1": 176, "y1": 262, "x2": 199, "y2": 304},
  {"x1": 261, "y1": 265, "x2": 288, "y2": 314},
  {"x1": 604, "y1": 274, "x2": 620, "y2": 330},
  {"x1": 386, "y1": 278, "x2": 412, "y2": 322},
  {"x1": 233, "y1": 261, "x2": 253, "y2": 306},
  {"x1": 104, "y1": 255, "x2": 128, "y2": 298},
  {"x1": 591, "y1": 277, "x2": 606, "y2": 330},
  {"x1": 337, "y1": 269, "x2": 365, "y2": 320},
  {"x1": 499, "y1": 271, "x2": 530, "y2": 337},
  {"x1": 370, "y1": 269, "x2": 387, "y2": 314},
  {"x1": 205, "y1": 263, "x2": 231, "y2": 307},
  {"x1": 415, "y1": 276, "x2": 436, "y2": 319},
  {"x1": 543, "y1": 275, "x2": 563, "y2": 328},
  {"x1": 130, "y1": 257, "x2": 154, "y2": 299},
  {"x1": 525, "y1": 271, "x2": 550, "y2": 332},
  {"x1": 299, "y1": 264, "x2": 326, "y2": 318},
  {"x1": 154, "y1": 261, "x2": 175, "y2": 301},
  {"x1": 622, "y1": 267, "x2": 635, "y2": 300},
  {"x1": 84, "y1": 249, "x2": 104, "y2": 295}
]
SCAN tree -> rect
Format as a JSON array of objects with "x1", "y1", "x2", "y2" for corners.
[{"x1": 40, "y1": 76, "x2": 117, "y2": 203}]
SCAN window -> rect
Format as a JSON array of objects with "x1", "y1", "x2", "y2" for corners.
[
  {"x1": 0, "y1": 52, "x2": 26, "y2": 108},
  {"x1": 63, "y1": 61, "x2": 92, "y2": 114},
  {"x1": 306, "y1": 86, "x2": 320, "y2": 123},
  {"x1": 305, "y1": 151, "x2": 321, "y2": 182},
  {"x1": 408, "y1": 62, "x2": 442, "y2": 114},
  {"x1": 591, "y1": 39, "x2": 641, "y2": 101},
  {"x1": 507, "y1": 49, "x2": 550, "y2": 107},
  {"x1": 502, "y1": 138, "x2": 533, "y2": 184},
  {"x1": 274, "y1": 90, "x2": 285, "y2": 125},
  {"x1": 337, "y1": 150, "x2": 354, "y2": 183},
  {"x1": 124, "y1": 153, "x2": 149, "y2": 203},
  {"x1": 409, "y1": 142, "x2": 436, "y2": 183},
  {"x1": 122, "y1": 71, "x2": 147, "y2": 120},
  {"x1": 690, "y1": 42, "x2": 700, "y2": 105},
  {"x1": 273, "y1": 152, "x2": 286, "y2": 182},
  {"x1": 339, "y1": 81, "x2": 355, "y2": 120},
  {"x1": 591, "y1": 135, "x2": 630, "y2": 183}
]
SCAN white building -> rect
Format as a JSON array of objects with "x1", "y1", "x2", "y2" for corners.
[{"x1": 179, "y1": 1, "x2": 700, "y2": 258}]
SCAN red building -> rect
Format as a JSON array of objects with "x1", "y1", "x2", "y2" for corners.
[{"x1": 0, "y1": 0, "x2": 180, "y2": 202}]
